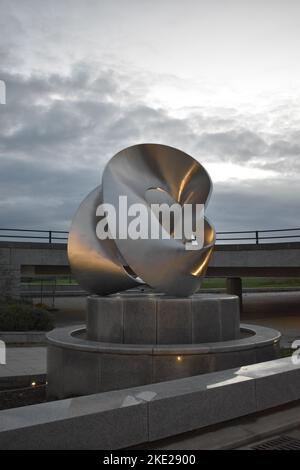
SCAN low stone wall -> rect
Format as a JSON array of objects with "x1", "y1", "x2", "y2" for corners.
[
  {"x1": 2, "y1": 239, "x2": 300, "y2": 298},
  {"x1": 0, "y1": 331, "x2": 46, "y2": 345},
  {"x1": 46, "y1": 322, "x2": 281, "y2": 398},
  {"x1": 0, "y1": 245, "x2": 20, "y2": 298},
  {"x1": 0, "y1": 241, "x2": 68, "y2": 298},
  {"x1": 0, "y1": 357, "x2": 299, "y2": 449}
]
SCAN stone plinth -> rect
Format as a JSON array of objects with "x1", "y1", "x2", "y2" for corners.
[
  {"x1": 47, "y1": 293, "x2": 281, "y2": 399},
  {"x1": 87, "y1": 294, "x2": 240, "y2": 344}
]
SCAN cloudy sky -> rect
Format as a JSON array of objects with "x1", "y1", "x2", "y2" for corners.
[{"x1": 0, "y1": 0, "x2": 300, "y2": 234}]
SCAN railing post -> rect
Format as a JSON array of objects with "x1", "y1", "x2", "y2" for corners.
[
  {"x1": 49, "y1": 230, "x2": 52, "y2": 244},
  {"x1": 255, "y1": 231, "x2": 259, "y2": 245},
  {"x1": 226, "y1": 277, "x2": 243, "y2": 314}
]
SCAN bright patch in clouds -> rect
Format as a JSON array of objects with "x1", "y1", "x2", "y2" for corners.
[{"x1": 206, "y1": 162, "x2": 277, "y2": 183}]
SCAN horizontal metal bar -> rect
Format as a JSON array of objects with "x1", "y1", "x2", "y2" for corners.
[
  {"x1": 216, "y1": 236, "x2": 257, "y2": 241},
  {"x1": 0, "y1": 228, "x2": 300, "y2": 245},
  {"x1": 1, "y1": 228, "x2": 299, "y2": 235},
  {"x1": 0, "y1": 228, "x2": 50, "y2": 233},
  {"x1": 217, "y1": 230, "x2": 257, "y2": 235},
  {"x1": 218, "y1": 228, "x2": 300, "y2": 235},
  {"x1": 255, "y1": 228, "x2": 300, "y2": 233},
  {"x1": 0, "y1": 235, "x2": 49, "y2": 239},
  {"x1": 0, "y1": 228, "x2": 68, "y2": 233},
  {"x1": 258, "y1": 234, "x2": 300, "y2": 240}
]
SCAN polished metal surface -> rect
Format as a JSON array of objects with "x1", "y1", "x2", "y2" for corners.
[
  {"x1": 68, "y1": 144, "x2": 215, "y2": 296},
  {"x1": 67, "y1": 186, "x2": 139, "y2": 295}
]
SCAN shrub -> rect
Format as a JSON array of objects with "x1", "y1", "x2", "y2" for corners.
[{"x1": 0, "y1": 297, "x2": 54, "y2": 331}]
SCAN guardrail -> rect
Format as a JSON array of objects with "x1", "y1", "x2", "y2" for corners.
[
  {"x1": 1, "y1": 227, "x2": 300, "y2": 245},
  {"x1": 216, "y1": 228, "x2": 300, "y2": 244},
  {"x1": 0, "y1": 228, "x2": 68, "y2": 243}
]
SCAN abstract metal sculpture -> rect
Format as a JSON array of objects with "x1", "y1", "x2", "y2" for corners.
[
  {"x1": 49, "y1": 152, "x2": 280, "y2": 400},
  {"x1": 68, "y1": 144, "x2": 215, "y2": 296}
]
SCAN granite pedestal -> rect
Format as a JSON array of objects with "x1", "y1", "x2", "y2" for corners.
[{"x1": 47, "y1": 293, "x2": 280, "y2": 399}]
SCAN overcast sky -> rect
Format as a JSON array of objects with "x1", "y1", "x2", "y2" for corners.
[{"x1": 0, "y1": 0, "x2": 300, "y2": 233}]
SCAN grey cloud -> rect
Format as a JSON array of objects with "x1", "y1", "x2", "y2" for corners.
[
  {"x1": 197, "y1": 129, "x2": 268, "y2": 161},
  {"x1": 0, "y1": 61, "x2": 299, "y2": 232},
  {"x1": 0, "y1": 157, "x2": 100, "y2": 230},
  {"x1": 207, "y1": 178, "x2": 300, "y2": 232}
]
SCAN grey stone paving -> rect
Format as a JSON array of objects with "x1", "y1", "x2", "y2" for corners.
[{"x1": 0, "y1": 347, "x2": 46, "y2": 378}]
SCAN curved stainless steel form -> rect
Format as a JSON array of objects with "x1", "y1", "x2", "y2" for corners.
[
  {"x1": 67, "y1": 186, "x2": 140, "y2": 295},
  {"x1": 68, "y1": 144, "x2": 215, "y2": 296}
]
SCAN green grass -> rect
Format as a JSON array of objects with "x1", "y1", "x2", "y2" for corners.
[
  {"x1": 23, "y1": 276, "x2": 300, "y2": 289},
  {"x1": 22, "y1": 277, "x2": 77, "y2": 285},
  {"x1": 200, "y1": 277, "x2": 300, "y2": 289},
  {"x1": 280, "y1": 348, "x2": 294, "y2": 358}
]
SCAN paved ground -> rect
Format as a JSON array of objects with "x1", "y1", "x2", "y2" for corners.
[
  {"x1": 242, "y1": 292, "x2": 300, "y2": 348},
  {"x1": 243, "y1": 291, "x2": 300, "y2": 318},
  {"x1": 0, "y1": 347, "x2": 46, "y2": 379},
  {"x1": 31, "y1": 291, "x2": 300, "y2": 325}
]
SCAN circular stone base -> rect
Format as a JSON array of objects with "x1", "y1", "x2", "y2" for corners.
[
  {"x1": 87, "y1": 293, "x2": 240, "y2": 344},
  {"x1": 47, "y1": 323, "x2": 281, "y2": 399}
]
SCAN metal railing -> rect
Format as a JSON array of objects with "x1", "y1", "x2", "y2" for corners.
[
  {"x1": 216, "y1": 227, "x2": 300, "y2": 245},
  {"x1": 0, "y1": 228, "x2": 68, "y2": 244},
  {"x1": 0, "y1": 227, "x2": 300, "y2": 245}
]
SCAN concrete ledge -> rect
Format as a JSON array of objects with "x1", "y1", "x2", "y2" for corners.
[
  {"x1": 0, "y1": 357, "x2": 299, "y2": 449},
  {"x1": 138, "y1": 400, "x2": 300, "y2": 450},
  {"x1": 47, "y1": 323, "x2": 280, "y2": 397},
  {"x1": 47, "y1": 323, "x2": 280, "y2": 354},
  {"x1": 0, "y1": 387, "x2": 148, "y2": 449},
  {"x1": 0, "y1": 331, "x2": 47, "y2": 345}
]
